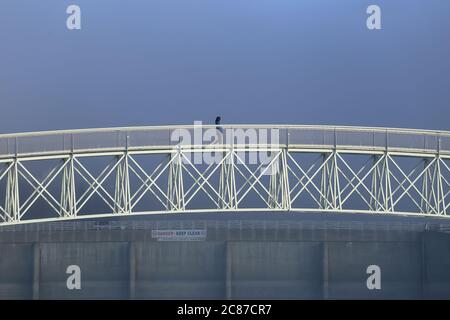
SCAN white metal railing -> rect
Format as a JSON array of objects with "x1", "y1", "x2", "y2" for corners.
[{"x1": 0, "y1": 125, "x2": 449, "y2": 158}]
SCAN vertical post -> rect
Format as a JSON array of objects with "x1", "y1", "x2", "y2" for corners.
[
  {"x1": 5, "y1": 160, "x2": 20, "y2": 222},
  {"x1": 371, "y1": 155, "x2": 379, "y2": 211},
  {"x1": 320, "y1": 152, "x2": 340, "y2": 210},
  {"x1": 436, "y1": 157, "x2": 446, "y2": 215},
  {"x1": 267, "y1": 150, "x2": 290, "y2": 210},
  {"x1": 320, "y1": 154, "x2": 329, "y2": 209},
  {"x1": 437, "y1": 136, "x2": 441, "y2": 154},
  {"x1": 282, "y1": 149, "x2": 291, "y2": 210},
  {"x1": 129, "y1": 242, "x2": 136, "y2": 299},
  {"x1": 219, "y1": 150, "x2": 237, "y2": 210},
  {"x1": 167, "y1": 150, "x2": 184, "y2": 211},
  {"x1": 114, "y1": 154, "x2": 131, "y2": 214},
  {"x1": 61, "y1": 157, "x2": 76, "y2": 217},
  {"x1": 384, "y1": 153, "x2": 393, "y2": 212},
  {"x1": 421, "y1": 158, "x2": 429, "y2": 213},
  {"x1": 287, "y1": 128, "x2": 290, "y2": 148},
  {"x1": 32, "y1": 242, "x2": 40, "y2": 300},
  {"x1": 333, "y1": 128, "x2": 337, "y2": 148},
  {"x1": 268, "y1": 152, "x2": 281, "y2": 209},
  {"x1": 373, "y1": 130, "x2": 376, "y2": 149},
  {"x1": 333, "y1": 151, "x2": 341, "y2": 210},
  {"x1": 371, "y1": 153, "x2": 391, "y2": 212},
  {"x1": 385, "y1": 129, "x2": 389, "y2": 150}
]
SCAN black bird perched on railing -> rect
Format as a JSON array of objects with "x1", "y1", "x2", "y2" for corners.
[
  {"x1": 214, "y1": 116, "x2": 224, "y2": 144},
  {"x1": 215, "y1": 116, "x2": 224, "y2": 134}
]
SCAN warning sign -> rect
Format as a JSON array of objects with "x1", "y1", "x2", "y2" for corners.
[{"x1": 151, "y1": 229, "x2": 207, "y2": 241}]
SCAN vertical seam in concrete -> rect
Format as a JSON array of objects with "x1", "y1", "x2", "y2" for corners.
[
  {"x1": 32, "y1": 242, "x2": 40, "y2": 300},
  {"x1": 226, "y1": 241, "x2": 232, "y2": 300},
  {"x1": 129, "y1": 241, "x2": 136, "y2": 300},
  {"x1": 322, "y1": 241, "x2": 329, "y2": 300},
  {"x1": 421, "y1": 233, "x2": 427, "y2": 299}
]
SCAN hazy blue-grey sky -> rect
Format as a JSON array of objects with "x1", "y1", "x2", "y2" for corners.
[{"x1": 0, "y1": 0, "x2": 449, "y2": 133}]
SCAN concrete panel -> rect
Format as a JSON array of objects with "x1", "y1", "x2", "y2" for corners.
[
  {"x1": 229, "y1": 241, "x2": 323, "y2": 299},
  {"x1": 0, "y1": 243, "x2": 34, "y2": 299},
  {"x1": 3, "y1": 212, "x2": 450, "y2": 299},
  {"x1": 327, "y1": 241, "x2": 422, "y2": 299},
  {"x1": 135, "y1": 241, "x2": 226, "y2": 299},
  {"x1": 39, "y1": 242, "x2": 129, "y2": 299},
  {"x1": 423, "y1": 232, "x2": 450, "y2": 298}
]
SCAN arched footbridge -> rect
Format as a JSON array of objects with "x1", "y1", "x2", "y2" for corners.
[{"x1": 0, "y1": 125, "x2": 449, "y2": 225}]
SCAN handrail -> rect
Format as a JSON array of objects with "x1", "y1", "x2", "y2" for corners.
[
  {"x1": 0, "y1": 124, "x2": 449, "y2": 139},
  {"x1": 0, "y1": 124, "x2": 449, "y2": 159}
]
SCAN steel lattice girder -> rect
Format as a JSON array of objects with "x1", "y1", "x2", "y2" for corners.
[{"x1": 0, "y1": 146, "x2": 448, "y2": 225}]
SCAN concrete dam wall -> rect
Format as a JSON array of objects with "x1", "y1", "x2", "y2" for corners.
[{"x1": 0, "y1": 212, "x2": 450, "y2": 299}]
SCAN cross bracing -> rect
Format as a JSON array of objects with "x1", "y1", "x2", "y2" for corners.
[{"x1": 0, "y1": 125, "x2": 448, "y2": 225}]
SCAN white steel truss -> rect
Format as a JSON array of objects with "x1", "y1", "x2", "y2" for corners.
[{"x1": 0, "y1": 125, "x2": 449, "y2": 225}]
